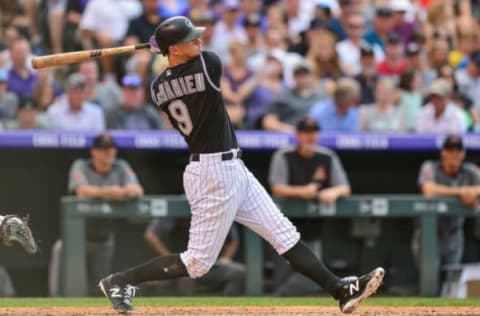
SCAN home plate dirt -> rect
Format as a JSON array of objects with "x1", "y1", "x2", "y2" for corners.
[{"x1": 0, "y1": 306, "x2": 479, "y2": 316}]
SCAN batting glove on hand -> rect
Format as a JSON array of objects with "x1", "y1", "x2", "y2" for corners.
[{"x1": 0, "y1": 215, "x2": 38, "y2": 254}]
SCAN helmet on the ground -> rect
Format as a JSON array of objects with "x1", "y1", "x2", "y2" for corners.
[{"x1": 150, "y1": 16, "x2": 205, "y2": 55}]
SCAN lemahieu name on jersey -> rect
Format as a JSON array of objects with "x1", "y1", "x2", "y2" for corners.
[{"x1": 153, "y1": 73, "x2": 206, "y2": 104}]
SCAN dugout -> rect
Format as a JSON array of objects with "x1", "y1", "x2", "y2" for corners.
[{"x1": 0, "y1": 131, "x2": 479, "y2": 296}]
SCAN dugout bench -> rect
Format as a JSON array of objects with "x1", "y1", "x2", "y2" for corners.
[{"x1": 61, "y1": 195, "x2": 480, "y2": 297}]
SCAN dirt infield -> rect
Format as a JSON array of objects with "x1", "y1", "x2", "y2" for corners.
[{"x1": 1, "y1": 306, "x2": 479, "y2": 316}]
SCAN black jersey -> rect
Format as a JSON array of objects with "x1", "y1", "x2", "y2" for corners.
[{"x1": 151, "y1": 51, "x2": 238, "y2": 153}]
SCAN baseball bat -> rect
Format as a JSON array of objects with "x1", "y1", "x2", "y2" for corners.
[{"x1": 31, "y1": 43, "x2": 151, "y2": 69}]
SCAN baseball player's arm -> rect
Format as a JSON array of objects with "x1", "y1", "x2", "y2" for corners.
[
  {"x1": 318, "y1": 185, "x2": 351, "y2": 204},
  {"x1": 144, "y1": 228, "x2": 170, "y2": 256},
  {"x1": 262, "y1": 113, "x2": 295, "y2": 132},
  {"x1": 272, "y1": 183, "x2": 319, "y2": 200}
]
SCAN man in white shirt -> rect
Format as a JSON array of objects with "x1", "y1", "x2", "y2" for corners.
[
  {"x1": 415, "y1": 79, "x2": 466, "y2": 134},
  {"x1": 211, "y1": 0, "x2": 247, "y2": 62},
  {"x1": 80, "y1": 0, "x2": 141, "y2": 79},
  {"x1": 45, "y1": 73, "x2": 105, "y2": 132},
  {"x1": 336, "y1": 12, "x2": 384, "y2": 76}
]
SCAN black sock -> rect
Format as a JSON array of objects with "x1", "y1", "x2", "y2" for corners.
[
  {"x1": 282, "y1": 240, "x2": 342, "y2": 298},
  {"x1": 113, "y1": 254, "x2": 188, "y2": 286}
]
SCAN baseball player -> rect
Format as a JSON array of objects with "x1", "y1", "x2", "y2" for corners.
[
  {"x1": 0, "y1": 214, "x2": 37, "y2": 255},
  {"x1": 99, "y1": 16, "x2": 384, "y2": 314}
]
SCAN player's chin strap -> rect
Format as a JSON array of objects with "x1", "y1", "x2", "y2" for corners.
[{"x1": 149, "y1": 36, "x2": 162, "y2": 54}]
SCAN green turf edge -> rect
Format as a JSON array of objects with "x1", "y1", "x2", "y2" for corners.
[{"x1": 0, "y1": 297, "x2": 478, "y2": 308}]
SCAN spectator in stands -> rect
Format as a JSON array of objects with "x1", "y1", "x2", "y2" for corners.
[
  {"x1": 243, "y1": 13, "x2": 265, "y2": 58},
  {"x1": 68, "y1": 133, "x2": 144, "y2": 295},
  {"x1": 264, "y1": 3, "x2": 289, "y2": 45},
  {"x1": 78, "y1": 61, "x2": 122, "y2": 111},
  {"x1": 354, "y1": 43, "x2": 379, "y2": 105},
  {"x1": 309, "y1": 77, "x2": 360, "y2": 132},
  {"x1": 5, "y1": 97, "x2": 47, "y2": 130},
  {"x1": 211, "y1": 0, "x2": 247, "y2": 62},
  {"x1": 245, "y1": 55, "x2": 284, "y2": 129},
  {"x1": 63, "y1": 0, "x2": 90, "y2": 52},
  {"x1": 415, "y1": 79, "x2": 466, "y2": 134},
  {"x1": 360, "y1": 78, "x2": 405, "y2": 132},
  {"x1": 413, "y1": 135, "x2": 480, "y2": 272},
  {"x1": 268, "y1": 116, "x2": 350, "y2": 296},
  {"x1": 424, "y1": 38, "x2": 451, "y2": 87},
  {"x1": 421, "y1": 1, "x2": 456, "y2": 48},
  {"x1": 190, "y1": 10, "x2": 216, "y2": 52},
  {"x1": 397, "y1": 69, "x2": 423, "y2": 132},
  {"x1": 337, "y1": 12, "x2": 383, "y2": 76},
  {"x1": 376, "y1": 33, "x2": 409, "y2": 82},
  {"x1": 106, "y1": 74, "x2": 162, "y2": 130},
  {"x1": 262, "y1": 59, "x2": 327, "y2": 132},
  {"x1": 124, "y1": 0, "x2": 162, "y2": 83},
  {"x1": 391, "y1": 0, "x2": 416, "y2": 46},
  {"x1": 45, "y1": 73, "x2": 105, "y2": 132},
  {"x1": 363, "y1": 6, "x2": 395, "y2": 52},
  {"x1": 0, "y1": 25, "x2": 22, "y2": 69},
  {"x1": 33, "y1": 68, "x2": 63, "y2": 111},
  {"x1": 306, "y1": 24, "x2": 343, "y2": 92},
  {"x1": 6, "y1": 38, "x2": 37, "y2": 99},
  {"x1": 0, "y1": 69, "x2": 18, "y2": 122},
  {"x1": 144, "y1": 220, "x2": 245, "y2": 296},
  {"x1": 221, "y1": 40, "x2": 257, "y2": 128},
  {"x1": 455, "y1": 50, "x2": 480, "y2": 127},
  {"x1": 80, "y1": 0, "x2": 142, "y2": 79},
  {"x1": 405, "y1": 42, "x2": 424, "y2": 72}
]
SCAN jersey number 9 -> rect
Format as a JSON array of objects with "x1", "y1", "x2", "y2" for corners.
[{"x1": 168, "y1": 100, "x2": 193, "y2": 136}]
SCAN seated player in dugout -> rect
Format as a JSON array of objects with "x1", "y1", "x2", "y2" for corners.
[
  {"x1": 144, "y1": 219, "x2": 245, "y2": 296},
  {"x1": 413, "y1": 135, "x2": 480, "y2": 275},
  {"x1": 268, "y1": 116, "x2": 351, "y2": 296}
]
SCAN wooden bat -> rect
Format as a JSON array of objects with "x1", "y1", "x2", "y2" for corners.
[{"x1": 31, "y1": 43, "x2": 151, "y2": 69}]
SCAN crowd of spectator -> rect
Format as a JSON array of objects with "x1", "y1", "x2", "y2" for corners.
[{"x1": 1, "y1": 0, "x2": 480, "y2": 134}]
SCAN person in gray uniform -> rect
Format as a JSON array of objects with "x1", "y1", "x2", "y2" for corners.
[
  {"x1": 413, "y1": 135, "x2": 480, "y2": 279},
  {"x1": 68, "y1": 133, "x2": 144, "y2": 295},
  {"x1": 269, "y1": 116, "x2": 351, "y2": 296}
]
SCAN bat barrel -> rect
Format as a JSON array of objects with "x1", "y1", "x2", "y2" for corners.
[{"x1": 31, "y1": 43, "x2": 151, "y2": 69}]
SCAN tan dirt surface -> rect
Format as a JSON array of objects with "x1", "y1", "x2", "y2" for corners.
[{"x1": 0, "y1": 306, "x2": 479, "y2": 316}]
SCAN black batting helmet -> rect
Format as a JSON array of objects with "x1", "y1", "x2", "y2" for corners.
[{"x1": 150, "y1": 16, "x2": 205, "y2": 55}]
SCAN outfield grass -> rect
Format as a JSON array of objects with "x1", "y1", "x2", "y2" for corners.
[{"x1": 0, "y1": 297, "x2": 478, "y2": 308}]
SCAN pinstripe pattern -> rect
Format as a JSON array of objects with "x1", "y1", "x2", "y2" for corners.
[{"x1": 180, "y1": 150, "x2": 300, "y2": 278}]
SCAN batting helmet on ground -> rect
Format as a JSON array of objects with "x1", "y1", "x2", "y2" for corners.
[{"x1": 150, "y1": 16, "x2": 205, "y2": 55}]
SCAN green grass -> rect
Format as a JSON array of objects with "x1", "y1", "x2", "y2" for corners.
[{"x1": 0, "y1": 297, "x2": 478, "y2": 308}]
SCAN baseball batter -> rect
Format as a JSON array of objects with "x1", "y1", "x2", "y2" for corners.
[{"x1": 99, "y1": 16, "x2": 384, "y2": 314}]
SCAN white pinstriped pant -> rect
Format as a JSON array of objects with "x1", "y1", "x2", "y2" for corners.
[{"x1": 180, "y1": 149, "x2": 300, "y2": 278}]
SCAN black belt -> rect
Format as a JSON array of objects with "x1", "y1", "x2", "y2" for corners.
[{"x1": 190, "y1": 150, "x2": 242, "y2": 162}]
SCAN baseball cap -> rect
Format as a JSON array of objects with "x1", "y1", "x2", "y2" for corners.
[
  {"x1": 17, "y1": 97, "x2": 36, "y2": 110},
  {"x1": 391, "y1": 0, "x2": 413, "y2": 12},
  {"x1": 428, "y1": 79, "x2": 452, "y2": 97},
  {"x1": 190, "y1": 9, "x2": 216, "y2": 25},
  {"x1": 442, "y1": 135, "x2": 464, "y2": 151},
  {"x1": 296, "y1": 117, "x2": 320, "y2": 132},
  {"x1": 309, "y1": 17, "x2": 327, "y2": 30},
  {"x1": 360, "y1": 42, "x2": 374, "y2": 56},
  {"x1": 386, "y1": 32, "x2": 402, "y2": 45},
  {"x1": 223, "y1": 0, "x2": 240, "y2": 10},
  {"x1": 92, "y1": 133, "x2": 117, "y2": 149},
  {"x1": 293, "y1": 59, "x2": 313, "y2": 75},
  {"x1": 405, "y1": 42, "x2": 421, "y2": 55},
  {"x1": 376, "y1": 6, "x2": 393, "y2": 17},
  {"x1": 244, "y1": 13, "x2": 261, "y2": 27},
  {"x1": 0, "y1": 69, "x2": 7, "y2": 83},
  {"x1": 66, "y1": 73, "x2": 86, "y2": 89},
  {"x1": 469, "y1": 50, "x2": 480, "y2": 67},
  {"x1": 122, "y1": 74, "x2": 142, "y2": 88}
]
